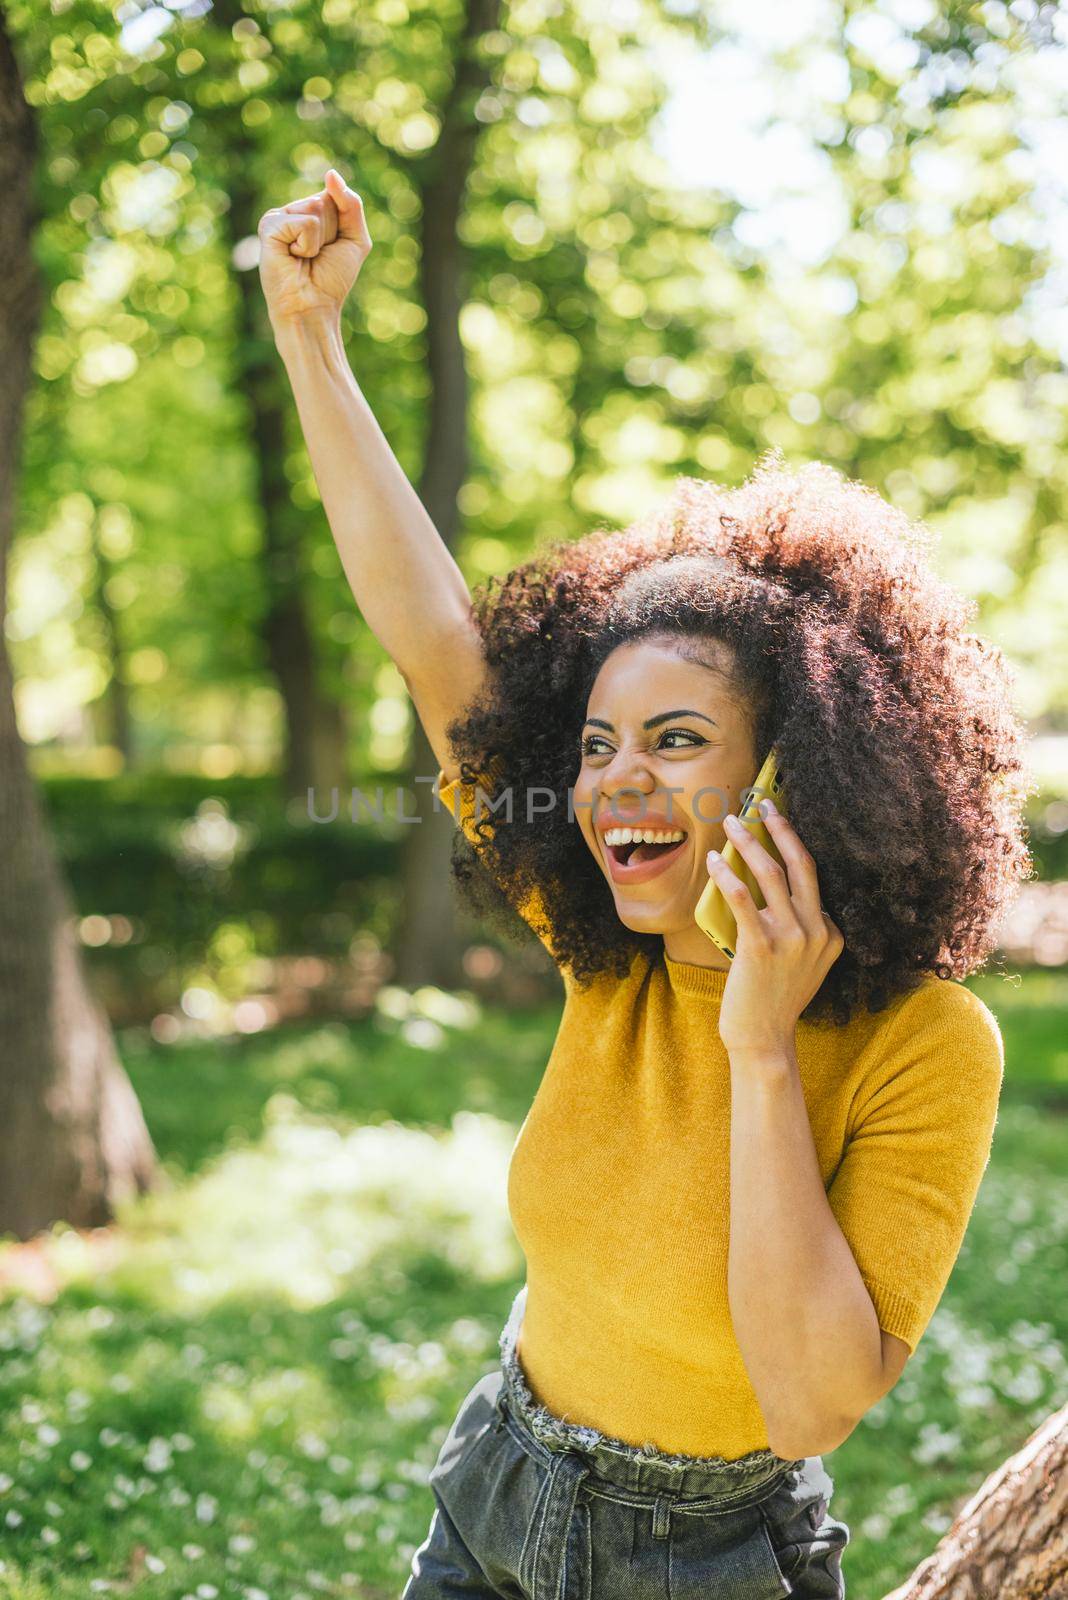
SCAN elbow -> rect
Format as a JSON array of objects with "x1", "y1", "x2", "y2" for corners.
[
  {"x1": 766, "y1": 1411, "x2": 857, "y2": 1462},
  {"x1": 765, "y1": 1338, "x2": 909, "y2": 1461}
]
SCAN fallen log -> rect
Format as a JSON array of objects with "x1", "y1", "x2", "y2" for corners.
[{"x1": 882, "y1": 1402, "x2": 1067, "y2": 1600}]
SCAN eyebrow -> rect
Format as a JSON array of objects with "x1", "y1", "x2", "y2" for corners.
[{"x1": 582, "y1": 709, "x2": 718, "y2": 732}]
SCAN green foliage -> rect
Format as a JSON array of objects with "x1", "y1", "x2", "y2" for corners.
[
  {"x1": 40, "y1": 772, "x2": 404, "y2": 1014},
  {"x1": 1026, "y1": 782, "x2": 1068, "y2": 882},
  {"x1": 971, "y1": 969, "x2": 1068, "y2": 1104},
  {"x1": 7, "y1": 0, "x2": 1066, "y2": 775}
]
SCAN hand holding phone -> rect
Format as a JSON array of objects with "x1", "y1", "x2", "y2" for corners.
[{"x1": 694, "y1": 747, "x2": 787, "y2": 961}]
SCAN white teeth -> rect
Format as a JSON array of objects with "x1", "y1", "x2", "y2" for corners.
[{"x1": 603, "y1": 827, "x2": 686, "y2": 846}]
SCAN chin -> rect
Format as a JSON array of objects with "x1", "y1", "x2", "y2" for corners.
[{"x1": 612, "y1": 903, "x2": 672, "y2": 933}]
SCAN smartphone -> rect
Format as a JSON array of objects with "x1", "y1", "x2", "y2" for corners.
[{"x1": 694, "y1": 747, "x2": 787, "y2": 961}]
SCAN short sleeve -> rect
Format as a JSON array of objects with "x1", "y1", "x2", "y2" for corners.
[
  {"x1": 826, "y1": 981, "x2": 1005, "y2": 1354},
  {"x1": 434, "y1": 760, "x2": 563, "y2": 970}
]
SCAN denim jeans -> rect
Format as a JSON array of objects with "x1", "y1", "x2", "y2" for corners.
[{"x1": 402, "y1": 1288, "x2": 850, "y2": 1598}]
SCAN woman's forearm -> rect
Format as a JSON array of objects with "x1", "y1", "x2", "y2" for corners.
[
  {"x1": 273, "y1": 313, "x2": 479, "y2": 680},
  {"x1": 726, "y1": 1046, "x2": 886, "y2": 1459}
]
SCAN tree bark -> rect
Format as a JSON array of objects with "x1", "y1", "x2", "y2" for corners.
[
  {"x1": 393, "y1": 0, "x2": 500, "y2": 987},
  {"x1": 0, "y1": 10, "x2": 158, "y2": 1239},
  {"x1": 882, "y1": 1402, "x2": 1068, "y2": 1600},
  {"x1": 88, "y1": 508, "x2": 133, "y2": 765},
  {"x1": 223, "y1": 147, "x2": 350, "y2": 802},
  {"x1": 202, "y1": 0, "x2": 349, "y2": 802}
]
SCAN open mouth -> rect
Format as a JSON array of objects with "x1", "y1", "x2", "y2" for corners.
[{"x1": 603, "y1": 829, "x2": 688, "y2": 870}]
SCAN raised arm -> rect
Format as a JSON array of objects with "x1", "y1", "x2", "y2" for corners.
[{"x1": 257, "y1": 166, "x2": 486, "y2": 782}]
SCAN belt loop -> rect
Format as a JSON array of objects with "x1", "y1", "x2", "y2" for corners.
[
  {"x1": 652, "y1": 1493, "x2": 672, "y2": 1539},
  {"x1": 527, "y1": 1453, "x2": 590, "y2": 1600}
]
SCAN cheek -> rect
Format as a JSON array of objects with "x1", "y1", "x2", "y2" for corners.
[
  {"x1": 686, "y1": 780, "x2": 737, "y2": 832},
  {"x1": 571, "y1": 772, "x2": 597, "y2": 843},
  {"x1": 572, "y1": 770, "x2": 595, "y2": 806}
]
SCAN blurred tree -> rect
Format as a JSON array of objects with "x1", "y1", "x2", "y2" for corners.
[
  {"x1": 87, "y1": 505, "x2": 133, "y2": 760},
  {"x1": 393, "y1": 0, "x2": 503, "y2": 985},
  {"x1": 11, "y1": 2, "x2": 268, "y2": 772},
  {"x1": 202, "y1": 0, "x2": 351, "y2": 800},
  {"x1": 750, "y1": 0, "x2": 1068, "y2": 725},
  {"x1": 828, "y1": 0, "x2": 1068, "y2": 728},
  {"x1": 0, "y1": 5, "x2": 157, "y2": 1240},
  {"x1": 837, "y1": 9, "x2": 1062, "y2": 515},
  {"x1": 174, "y1": 0, "x2": 508, "y2": 973}
]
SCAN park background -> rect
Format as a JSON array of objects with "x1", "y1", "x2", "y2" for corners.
[{"x1": 0, "y1": 0, "x2": 1066, "y2": 1596}]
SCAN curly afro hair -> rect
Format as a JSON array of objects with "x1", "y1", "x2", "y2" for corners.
[{"x1": 445, "y1": 452, "x2": 1034, "y2": 1025}]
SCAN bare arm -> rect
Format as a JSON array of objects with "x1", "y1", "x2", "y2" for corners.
[
  {"x1": 726, "y1": 1048, "x2": 910, "y2": 1460},
  {"x1": 706, "y1": 805, "x2": 910, "y2": 1458},
  {"x1": 259, "y1": 168, "x2": 487, "y2": 781},
  {"x1": 274, "y1": 315, "x2": 487, "y2": 777}
]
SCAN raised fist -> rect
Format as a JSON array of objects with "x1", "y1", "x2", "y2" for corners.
[{"x1": 257, "y1": 167, "x2": 372, "y2": 330}]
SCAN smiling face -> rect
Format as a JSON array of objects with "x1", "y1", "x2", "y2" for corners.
[{"x1": 572, "y1": 634, "x2": 761, "y2": 965}]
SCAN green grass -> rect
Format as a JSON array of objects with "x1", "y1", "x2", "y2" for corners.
[{"x1": 0, "y1": 971, "x2": 1064, "y2": 1599}]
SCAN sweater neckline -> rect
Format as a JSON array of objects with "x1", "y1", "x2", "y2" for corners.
[{"x1": 661, "y1": 950, "x2": 729, "y2": 1000}]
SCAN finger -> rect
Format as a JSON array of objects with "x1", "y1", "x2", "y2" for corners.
[
  {"x1": 258, "y1": 211, "x2": 323, "y2": 264},
  {"x1": 289, "y1": 213, "x2": 323, "y2": 257},
  {"x1": 260, "y1": 207, "x2": 329, "y2": 260},
  {"x1": 258, "y1": 211, "x2": 308, "y2": 253},
  {"x1": 705, "y1": 850, "x2": 764, "y2": 940},
  {"x1": 721, "y1": 813, "x2": 794, "y2": 919},
  {"x1": 282, "y1": 191, "x2": 338, "y2": 235},
  {"x1": 324, "y1": 167, "x2": 372, "y2": 246},
  {"x1": 756, "y1": 799, "x2": 825, "y2": 934}
]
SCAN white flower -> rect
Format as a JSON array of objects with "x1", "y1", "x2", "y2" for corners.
[{"x1": 195, "y1": 1494, "x2": 217, "y2": 1525}]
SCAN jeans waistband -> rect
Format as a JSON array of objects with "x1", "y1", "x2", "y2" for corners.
[{"x1": 497, "y1": 1285, "x2": 801, "y2": 1505}]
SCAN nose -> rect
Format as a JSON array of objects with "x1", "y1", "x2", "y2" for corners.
[
  {"x1": 595, "y1": 758, "x2": 665, "y2": 832},
  {"x1": 599, "y1": 746, "x2": 657, "y2": 802}
]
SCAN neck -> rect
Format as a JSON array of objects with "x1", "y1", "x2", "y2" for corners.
[{"x1": 662, "y1": 928, "x2": 732, "y2": 970}]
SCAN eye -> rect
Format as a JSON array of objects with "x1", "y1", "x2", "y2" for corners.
[
  {"x1": 580, "y1": 729, "x2": 707, "y2": 756},
  {"x1": 580, "y1": 734, "x2": 611, "y2": 756}
]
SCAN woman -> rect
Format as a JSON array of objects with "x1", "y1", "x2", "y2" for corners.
[{"x1": 258, "y1": 170, "x2": 1031, "y2": 1599}]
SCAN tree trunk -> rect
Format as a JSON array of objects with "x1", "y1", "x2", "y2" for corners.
[
  {"x1": 393, "y1": 0, "x2": 500, "y2": 988},
  {"x1": 393, "y1": 715, "x2": 474, "y2": 987},
  {"x1": 88, "y1": 507, "x2": 133, "y2": 765},
  {"x1": 224, "y1": 158, "x2": 350, "y2": 802},
  {"x1": 882, "y1": 1402, "x2": 1068, "y2": 1600},
  {"x1": 200, "y1": 0, "x2": 349, "y2": 802},
  {"x1": 0, "y1": 11, "x2": 158, "y2": 1240}
]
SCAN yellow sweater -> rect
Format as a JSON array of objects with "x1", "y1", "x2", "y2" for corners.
[{"x1": 436, "y1": 764, "x2": 1005, "y2": 1460}]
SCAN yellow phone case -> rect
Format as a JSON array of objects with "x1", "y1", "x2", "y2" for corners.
[{"x1": 694, "y1": 747, "x2": 787, "y2": 961}]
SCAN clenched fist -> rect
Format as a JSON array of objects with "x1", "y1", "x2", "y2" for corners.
[{"x1": 257, "y1": 167, "x2": 372, "y2": 333}]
